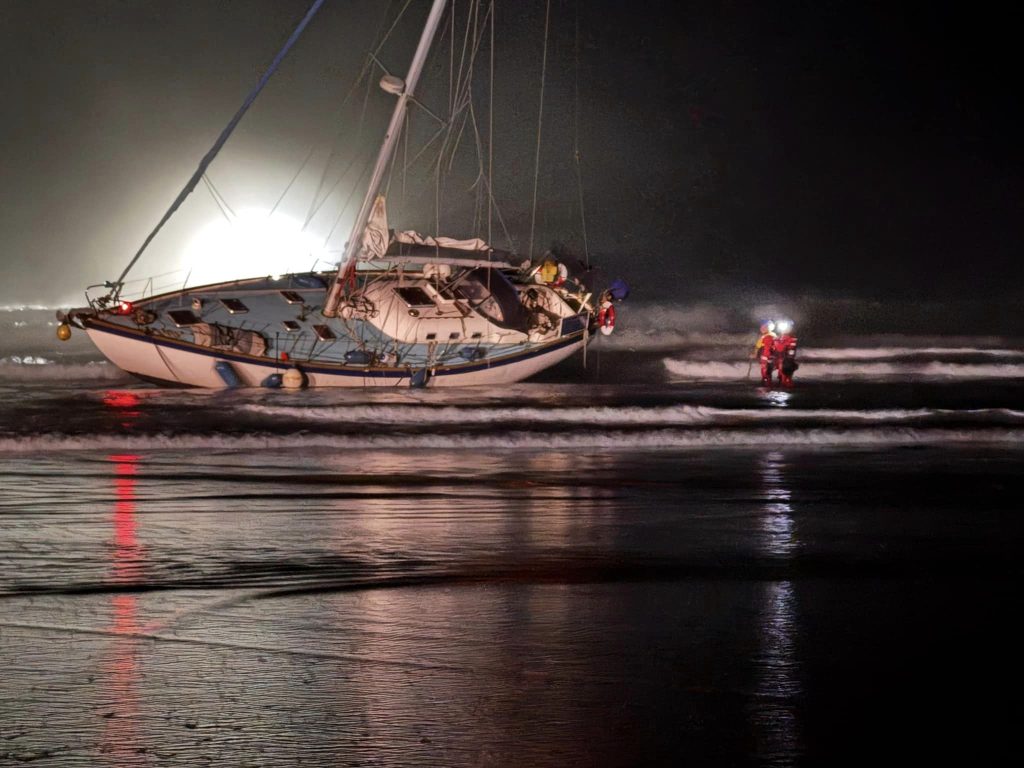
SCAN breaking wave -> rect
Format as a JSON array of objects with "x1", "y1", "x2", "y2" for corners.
[
  {"x1": 663, "y1": 359, "x2": 1024, "y2": 381},
  {"x1": 239, "y1": 403, "x2": 1024, "y2": 427},
  {"x1": 592, "y1": 302, "x2": 1024, "y2": 352},
  {"x1": 800, "y1": 347, "x2": 1024, "y2": 361},
  {"x1": 0, "y1": 360, "x2": 127, "y2": 382},
  {"x1": 2, "y1": 428, "x2": 1022, "y2": 454}
]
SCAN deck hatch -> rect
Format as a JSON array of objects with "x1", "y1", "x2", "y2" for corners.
[
  {"x1": 167, "y1": 309, "x2": 201, "y2": 327},
  {"x1": 312, "y1": 324, "x2": 336, "y2": 341},
  {"x1": 394, "y1": 286, "x2": 435, "y2": 307},
  {"x1": 220, "y1": 298, "x2": 249, "y2": 314}
]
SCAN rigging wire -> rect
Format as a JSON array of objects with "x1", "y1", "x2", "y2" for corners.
[
  {"x1": 527, "y1": 0, "x2": 552, "y2": 260},
  {"x1": 320, "y1": 154, "x2": 376, "y2": 255},
  {"x1": 487, "y1": 0, "x2": 494, "y2": 248},
  {"x1": 573, "y1": 0, "x2": 590, "y2": 266},
  {"x1": 270, "y1": 143, "x2": 318, "y2": 219},
  {"x1": 201, "y1": 173, "x2": 237, "y2": 222},
  {"x1": 111, "y1": 0, "x2": 327, "y2": 297},
  {"x1": 301, "y1": 0, "x2": 410, "y2": 229}
]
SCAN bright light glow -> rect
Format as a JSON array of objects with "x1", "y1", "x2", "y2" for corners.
[
  {"x1": 182, "y1": 209, "x2": 329, "y2": 286},
  {"x1": 776, "y1": 320, "x2": 793, "y2": 334}
]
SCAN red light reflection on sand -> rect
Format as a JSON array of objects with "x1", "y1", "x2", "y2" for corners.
[
  {"x1": 102, "y1": 453, "x2": 143, "y2": 758},
  {"x1": 110, "y1": 454, "x2": 141, "y2": 586},
  {"x1": 103, "y1": 391, "x2": 141, "y2": 428}
]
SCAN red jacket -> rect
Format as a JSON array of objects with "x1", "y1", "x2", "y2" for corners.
[{"x1": 773, "y1": 334, "x2": 797, "y2": 358}]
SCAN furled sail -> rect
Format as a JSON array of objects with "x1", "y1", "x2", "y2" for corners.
[
  {"x1": 360, "y1": 195, "x2": 390, "y2": 261},
  {"x1": 357, "y1": 196, "x2": 493, "y2": 260},
  {"x1": 394, "y1": 231, "x2": 490, "y2": 252}
]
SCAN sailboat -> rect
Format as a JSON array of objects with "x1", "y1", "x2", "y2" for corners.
[{"x1": 57, "y1": 0, "x2": 627, "y2": 388}]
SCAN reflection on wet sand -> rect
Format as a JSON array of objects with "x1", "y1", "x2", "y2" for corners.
[
  {"x1": 8, "y1": 442, "x2": 1009, "y2": 764},
  {"x1": 101, "y1": 453, "x2": 143, "y2": 762},
  {"x1": 753, "y1": 451, "x2": 802, "y2": 765}
]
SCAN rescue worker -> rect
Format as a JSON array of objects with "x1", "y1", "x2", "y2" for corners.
[
  {"x1": 773, "y1": 320, "x2": 799, "y2": 387},
  {"x1": 752, "y1": 321, "x2": 777, "y2": 385}
]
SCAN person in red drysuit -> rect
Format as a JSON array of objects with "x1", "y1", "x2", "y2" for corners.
[
  {"x1": 752, "y1": 322, "x2": 777, "y2": 385},
  {"x1": 773, "y1": 320, "x2": 799, "y2": 387}
]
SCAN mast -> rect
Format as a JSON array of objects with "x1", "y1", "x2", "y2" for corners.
[{"x1": 323, "y1": 0, "x2": 449, "y2": 317}]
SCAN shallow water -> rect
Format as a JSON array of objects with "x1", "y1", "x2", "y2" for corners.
[{"x1": 2, "y1": 307, "x2": 1023, "y2": 765}]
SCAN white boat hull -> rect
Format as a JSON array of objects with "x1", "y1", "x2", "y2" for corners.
[{"x1": 86, "y1": 322, "x2": 587, "y2": 388}]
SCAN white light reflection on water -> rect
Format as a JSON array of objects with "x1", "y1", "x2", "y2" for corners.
[
  {"x1": 763, "y1": 390, "x2": 793, "y2": 408},
  {"x1": 759, "y1": 451, "x2": 796, "y2": 560},
  {"x1": 753, "y1": 451, "x2": 802, "y2": 766}
]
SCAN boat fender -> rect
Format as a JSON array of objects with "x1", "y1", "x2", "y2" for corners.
[
  {"x1": 608, "y1": 278, "x2": 630, "y2": 301},
  {"x1": 282, "y1": 367, "x2": 307, "y2": 389},
  {"x1": 214, "y1": 361, "x2": 242, "y2": 388},
  {"x1": 344, "y1": 349, "x2": 374, "y2": 365},
  {"x1": 410, "y1": 368, "x2": 431, "y2": 388},
  {"x1": 597, "y1": 301, "x2": 616, "y2": 336},
  {"x1": 261, "y1": 373, "x2": 283, "y2": 388},
  {"x1": 56, "y1": 323, "x2": 72, "y2": 341}
]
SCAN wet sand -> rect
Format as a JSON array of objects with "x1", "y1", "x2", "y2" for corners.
[{"x1": 2, "y1": 446, "x2": 1022, "y2": 765}]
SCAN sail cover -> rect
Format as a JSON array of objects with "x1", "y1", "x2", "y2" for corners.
[
  {"x1": 394, "y1": 231, "x2": 490, "y2": 252},
  {"x1": 359, "y1": 195, "x2": 390, "y2": 261},
  {"x1": 358, "y1": 196, "x2": 493, "y2": 260}
]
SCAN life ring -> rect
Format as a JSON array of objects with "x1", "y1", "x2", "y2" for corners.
[{"x1": 597, "y1": 302, "x2": 615, "y2": 335}]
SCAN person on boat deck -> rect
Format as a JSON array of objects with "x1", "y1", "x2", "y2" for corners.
[
  {"x1": 753, "y1": 322, "x2": 777, "y2": 385},
  {"x1": 537, "y1": 257, "x2": 568, "y2": 287},
  {"x1": 772, "y1": 320, "x2": 799, "y2": 387}
]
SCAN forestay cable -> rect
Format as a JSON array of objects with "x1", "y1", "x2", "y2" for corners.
[{"x1": 111, "y1": 0, "x2": 327, "y2": 298}]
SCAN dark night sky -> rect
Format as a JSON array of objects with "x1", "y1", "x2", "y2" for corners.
[{"x1": 1, "y1": 0, "x2": 1021, "y2": 312}]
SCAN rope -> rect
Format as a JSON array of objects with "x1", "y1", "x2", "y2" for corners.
[
  {"x1": 527, "y1": 0, "x2": 552, "y2": 260},
  {"x1": 201, "y1": 173, "x2": 236, "y2": 222}
]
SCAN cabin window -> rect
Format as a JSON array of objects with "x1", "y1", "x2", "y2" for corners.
[
  {"x1": 220, "y1": 298, "x2": 249, "y2": 314},
  {"x1": 394, "y1": 286, "x2": 435, "y2": 307},
  {"x1": 281, "y1": 320, "x2": 301, "y2": 332},
  {"x1": 425, "y1": 333, "x2": 436, "y2": 340},
  {"x1": 167, "y1": 309, "x2": 200, "y2": 327},
  {"x1": 471, "y1": 331, "x2": 483, "y2": 339},
  {"x1": 449, "y1": 332, "x2": 460, "y2": 340},
  {"x1": 451, "y1": 268, "x2": 527, "y2": 330},
  {"x1": 312, "y1": 324, "x2": 336, "y2": 341},
  {"x1": 280, "y1": 291, "x2": 304, "y2": 304}
]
